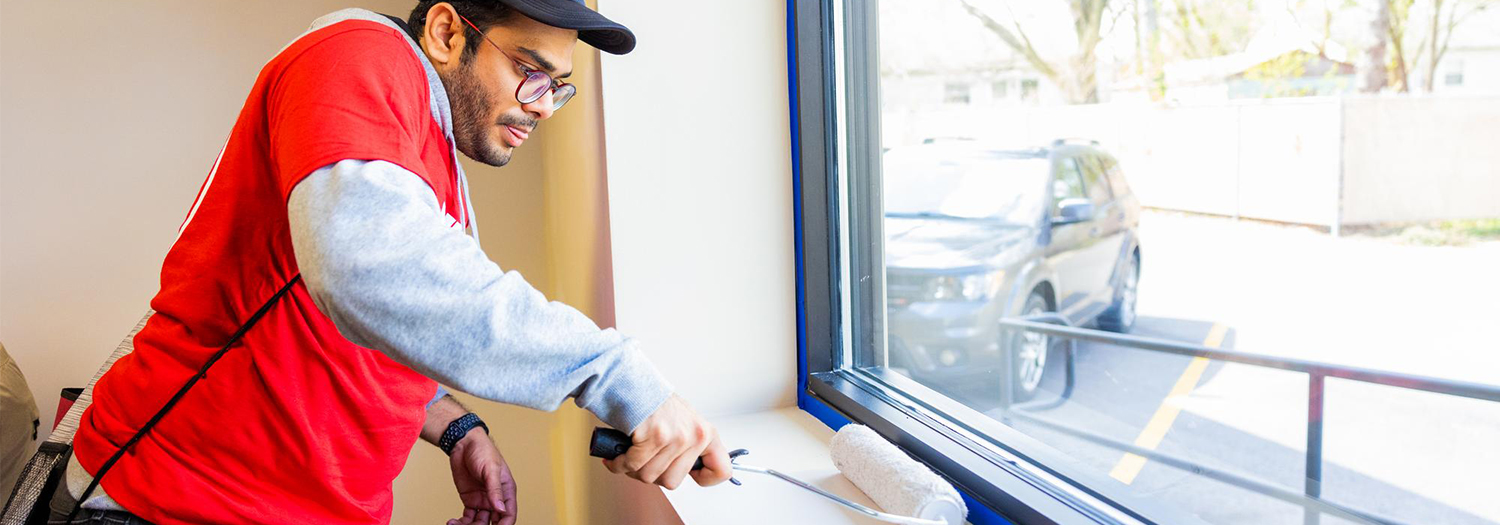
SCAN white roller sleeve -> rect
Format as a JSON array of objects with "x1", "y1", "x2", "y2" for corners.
[{"x1": 830, "y1": 424, "x2": 968, "y2": 525}]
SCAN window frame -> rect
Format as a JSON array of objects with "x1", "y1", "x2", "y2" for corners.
[{"x1": 786, "y1": 1, "x2": 1205, "y2": 524}]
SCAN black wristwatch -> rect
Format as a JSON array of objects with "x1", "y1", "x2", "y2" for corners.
[{"x1": 438, "y1": 412, "x2": 489, "y2": 456}]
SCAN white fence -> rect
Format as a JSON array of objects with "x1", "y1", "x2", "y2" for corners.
[{"x1": 884, "y1": 96, "x2": 1500, "y2": 230}]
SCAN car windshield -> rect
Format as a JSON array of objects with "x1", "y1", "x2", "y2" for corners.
[{"x1": 883, "y1": 148, "x2": 1049, "y2": 224}]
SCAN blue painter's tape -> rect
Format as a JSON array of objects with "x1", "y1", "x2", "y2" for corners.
[{"x1": 787, "y1": 0, "x2": 809, "y2": 399}]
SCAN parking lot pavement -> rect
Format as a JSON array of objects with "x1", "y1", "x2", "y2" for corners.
[
  {"x1": 937, "y1": 211, "x2": 1500, "y2": 524},
  {"x1": 1135, "y1": 210, "x2": 1500, "y2": 387},
  {"x1": 1137, "y1": 211, "x2": 1500, "y2": 523}
]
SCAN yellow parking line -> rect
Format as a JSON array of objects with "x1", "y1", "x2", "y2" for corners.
[{"x1": 1108, "y1": 323, "x2": 1228, "y2": 485}]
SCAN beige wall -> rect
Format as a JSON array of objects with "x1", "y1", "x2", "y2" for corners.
[
  {"x1": 598, "y1": 0, "x2": 798, "y2": 421},
  {"x1": 3, "y1": 0, "x2": 795, "y2": 522}
]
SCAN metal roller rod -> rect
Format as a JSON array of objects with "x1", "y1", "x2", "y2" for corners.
[
  {"x1": 586, "y1": 428, "x2": 950, "y2": 525},
  {"x1": 731, "y1": 463, "x2": 947, "y2": 525}
]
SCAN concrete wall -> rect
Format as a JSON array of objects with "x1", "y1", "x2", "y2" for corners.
[
  {"x1": 891, "y1": 96, "x2": 1499, "y2": 228},
  {"x1": 1233, "y1": 100, "x2": 1342, "y2": 226},
  {"x1": 1340, "y1": 96, "x2": 1500, "y2": 225}
]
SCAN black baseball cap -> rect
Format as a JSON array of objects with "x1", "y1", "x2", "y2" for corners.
[{"x1": 498, "y1": 0, "x2": 636, "y2": 54}]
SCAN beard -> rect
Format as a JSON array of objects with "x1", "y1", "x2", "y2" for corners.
[{"x1": 444, "y1": 61, "x2": 536, "y2": 167}]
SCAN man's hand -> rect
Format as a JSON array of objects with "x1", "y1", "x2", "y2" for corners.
[
  {"x1": 601, "y1": 394, "x2": 733, "y2": 489},
  {"x1": 421, "y1": 396, "x2": 516, "y2": 525},
  {"x1": 446, "y1": 430, "x2": 517, "y2": 525}
]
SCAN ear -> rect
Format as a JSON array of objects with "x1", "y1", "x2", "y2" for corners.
[{"x1": 421, "y1": 3, "x2": 466, "y2": 68}]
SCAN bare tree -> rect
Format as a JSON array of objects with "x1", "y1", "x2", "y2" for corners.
[
  {"x1": 1422, "y1": 0, "x2": 1496, "y2": 91},
  {"x1": 1367, "y1": 0, "x2": 1493, "y2": 93},
  {"x1": 1362, "y1": 0, "x2": 1391, "y2": 91},
  {"x1": 1286, "y1": 0, "x2": 1357, "y2": 59},
  {"x1": 1143, "y1": 0, "x2": 1165, "y2": 99},
  {"x1": 1387, "y1": 0, "x2": 1415, "y2": 92},
  {"x1": 957, "y1": 0, "x2": 1112, "y2": 103},
  {"x1": 1170, "y1": 0, "x2": 1236, "y2": 58}
]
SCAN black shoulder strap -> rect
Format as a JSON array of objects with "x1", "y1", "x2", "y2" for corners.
[
  {"x1": 68, "y1": 275, "x2": 302, "y2": 519},
  {"x1": 381, "y1": 13, "x2": 414, "y2": 35}
]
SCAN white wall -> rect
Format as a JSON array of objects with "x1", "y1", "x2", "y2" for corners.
[{"x1": 598, "y1": 0, "x2": 798, "y2": 419}]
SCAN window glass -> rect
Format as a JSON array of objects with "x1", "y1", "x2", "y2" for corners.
[
  {"x1": 832, "y1": 0, "x2": 1500, "y2": 523},
  {"x1": 1099, "y1": 154, "x2": 1131, "y2": 197},
  {"x1": 943, "y1": 82, "x2": 971, "y2": 105},
  {"x1": 1445, "y1": 60, "x2": 1465, "y2": 87},
  {"x1": 1079, "y1": 153, "x2": 1113, "y2": 205},
  {"x1": 886, "y1": 147, "x2": 1049, "y2": 223},
  {"x1": 1052, "y1": 157, "x2": 1087, "y2": 205}
]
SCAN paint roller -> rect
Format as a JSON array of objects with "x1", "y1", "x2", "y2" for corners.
[{"x1": 590, "y1": 424, "x2": 968, "y2": 525}]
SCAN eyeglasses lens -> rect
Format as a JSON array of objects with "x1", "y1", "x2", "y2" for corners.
[
  {"x1": 518, "y1": 72, "x2": 551, "y2": 104},
  {"x1": 550, "y1": 84, "x2": 576, "y2": 110}
]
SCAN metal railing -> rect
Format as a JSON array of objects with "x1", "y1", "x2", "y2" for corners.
[{"x1": 996, "y1": 317, "x2": 1500, "y2": 525}]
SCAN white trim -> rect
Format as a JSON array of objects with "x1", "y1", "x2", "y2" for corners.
[
  {"x1": 832, "y1": 0, "x2": 854, "y2": 370},
  {"x1": 175, "y1": 138, "x2": 230, "y2": 244}
]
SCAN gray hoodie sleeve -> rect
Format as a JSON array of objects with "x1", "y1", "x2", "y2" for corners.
[{"x1": 287, "y1": 159, "x2": 672, "y2": 433}]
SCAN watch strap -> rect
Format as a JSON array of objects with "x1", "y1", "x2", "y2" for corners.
[{"x1": 439, "y1": 412, "x2": 489, "y2": 455}]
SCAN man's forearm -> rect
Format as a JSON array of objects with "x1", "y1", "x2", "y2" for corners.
[{"x1": 421, "y1": 395, "x2": 471, "y2": 445}]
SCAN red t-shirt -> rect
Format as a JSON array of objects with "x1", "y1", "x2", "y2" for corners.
[{"x1": 75, "y1": 20, "x2": 463, "y2": 524}]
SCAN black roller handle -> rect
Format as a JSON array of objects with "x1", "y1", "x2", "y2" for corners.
[{"x1": 590, "y1": 427, "x2": 705, "y2": 471}]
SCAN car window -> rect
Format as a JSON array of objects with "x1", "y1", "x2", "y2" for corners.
[
  {"x1": 1080, "y1": 154, "x2": 1113, "y2": 206},
  {"x1": 882, "y1": 147, "x2": 1050, "y2": 224},
  {"x1": 1052, "y1": 157, "x2": 1087, "y2": 215},
  {"x1": 1099, "y1": 153, "x2": 1131, "y2": 197}
]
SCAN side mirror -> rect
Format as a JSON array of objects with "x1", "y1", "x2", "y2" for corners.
[{"x1": 1053, "y1": 198, "x2": 1094, "y2": 225}]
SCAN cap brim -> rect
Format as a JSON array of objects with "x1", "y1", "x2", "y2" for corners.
[{"x1": 500, "y1": 0, "x2": 636, "y2": 54}]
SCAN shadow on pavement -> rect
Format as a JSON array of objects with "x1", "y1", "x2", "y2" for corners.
[{"x1": 904, "y1": 316, "x2": 1491, "y2": 525}]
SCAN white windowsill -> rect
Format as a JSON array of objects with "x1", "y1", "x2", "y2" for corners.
[{"x1": 661, "y1": 407, "x2": 973, "y2": 525}]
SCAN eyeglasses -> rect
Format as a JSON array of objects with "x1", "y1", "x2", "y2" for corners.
[{"x1": 458, "y1": 14, "x2": 576, "y2": 111}]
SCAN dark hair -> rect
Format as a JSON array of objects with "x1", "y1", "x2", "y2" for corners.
[{"x1": 407, "y1": 1, "x2": 518, "y2": 60}]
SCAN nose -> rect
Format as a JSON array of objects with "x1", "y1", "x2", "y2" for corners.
[{"x1": 521, "y1": 94, "x2": 556, "y2": 121}]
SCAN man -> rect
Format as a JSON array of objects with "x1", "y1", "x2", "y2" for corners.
[{"x1": 54, "y1": 1, "x2": 732, "y2": 524}]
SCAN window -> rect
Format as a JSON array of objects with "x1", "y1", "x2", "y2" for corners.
[
  {"x1": 793, "y1": 1, "x2": 1500, "y2": 524},
  {"x1": 1078, "y1": 154, "x2": 1113, "y2": 206},
  {"x1": 944, "y1": 82, "x2": 971, "y2": 105},
  {"x1": 1053, "y1": 157, "x2": 1088, "y2": 205},
  {"x1": 1099, "y1": 154, "x2": 1131, "y2": 198},
  {"x1": 1445, "y1": 61, "x2": 1465, "y2": 87},
  {"x1": 1021, "y1": 79, "x2": 1039, "y2": 102},
  {"x1": 993, "y1": 80, "x2": 1010, "y2": 100}
]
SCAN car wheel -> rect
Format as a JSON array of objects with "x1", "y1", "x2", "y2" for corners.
[
  {"x1": 1098, "y1": 252, "x2": 1139, "y2": 333},
  {"x1": 1009, "y1": 291, "x2": 1051, "y2": 401}
]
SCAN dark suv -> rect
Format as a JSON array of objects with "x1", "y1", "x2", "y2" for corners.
[{"x1": 884, "y1": 139, "x2": 1142, "y2": 400}]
